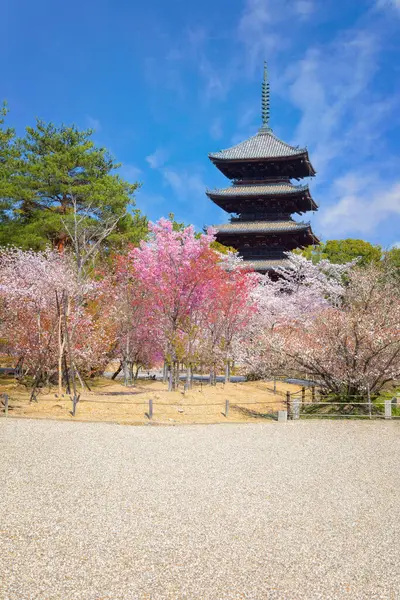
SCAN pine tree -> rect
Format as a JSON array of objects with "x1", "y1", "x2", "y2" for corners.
[
  {"x1": 0, "y1": 117, "x2": 147, "y2": 251},
  {"x1": 0, "y1": 103, "x2": 18, "y2": 224}
]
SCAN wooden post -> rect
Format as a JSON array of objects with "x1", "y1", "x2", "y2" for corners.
[
  {"x1": 302, "y1": 386, "x2": 305, "y2": 404},
  {"x1": 312, "y1": 386, "x2": 315, "y2": 403},
  {"x1": 385, "y1": 400, "x2": 392, "y2": 420},
  {"x1": 72, "y1": 394, "x2": 80, "y2": 417},
  {"x1": 367, "y1": 384, "x2": 372, "y2": 419},
  {"x1": 149, "y1": 399, "x2": 153, "y2": 420},
  {"x1": 225, "y1": 399, "x2": 229, "y2": 417},
  {"x1": 293, "y1": 399, "x2": 300, "y2": 420},
  {"x1": 286, "y1": 391, "x2": 291, "y2": 420},
  {"x1": 273, "y1": 378, "x2": 276, "y2": 393},
  {"x1": 3, "y1": 394, "x2": 9, "y2": 417}
]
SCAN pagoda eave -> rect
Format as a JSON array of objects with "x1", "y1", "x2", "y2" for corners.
[
  {"x1": 206, "y1": 191, "x2": 318, "y2": 214},
  {"x1": 210, "y1": 153, "x2": 316, "y2": 180},
  {"x1": 215, "y1": 227, "x2": 318, "y2": 251}
]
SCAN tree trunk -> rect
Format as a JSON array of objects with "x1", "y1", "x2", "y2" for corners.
[
  {"x1": 15, "y1": 357, "x2": 24, "y2": 381},
  {"x1": 111, "y1": 361, "x2": 123, "y2": 380},
  {"x1": 174, "y1": 361, "x2": 179, "y2": 390},
  {"x1": 186, "y1": 364, "x2": 192, "y2": 390},
  {"x1": 129, "y1": 362, "x2": 135, "y2": 385},
  {"x1": 124, "y1": 336, "x2": 130, "y2": 386},
  {"x1": 63, "y1": 353, "x2": 70, "y2": 395},
  {"x1": 168, "y1": 364, "x2": 174, "y2": 392},
  {"x1": 75, "y1": 365, "x2": 86, "y2": 391},
  {"x1": 63, "y1": 294, "x2": 78, "y2": 414},
  {"x1": 57, "y1": 310, "x2": 65, "y2": 396},
  {"x1": 162, "y1": 361, "x2": 168, "y2": 383},
  {"x1": 210, "y1": 366, "x2": 217, "y2": 386},
  {"x1": 123, "y1": 358, "x2": 130, "y2": 387},
  {"x1": 224, "y1": 360, "x2": 231, "y2": 384},
  {"x1": 30, "y1": 369, "x2": 42, "y2": 402}
]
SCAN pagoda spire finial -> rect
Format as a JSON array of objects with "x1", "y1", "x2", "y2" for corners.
[{"x1": 261, "y1": 61, "x2": 271, "y2": 131}]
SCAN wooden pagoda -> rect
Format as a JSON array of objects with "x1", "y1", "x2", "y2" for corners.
[{"x1": 206, "y1": 63, "x2": 319, "y2": 273}]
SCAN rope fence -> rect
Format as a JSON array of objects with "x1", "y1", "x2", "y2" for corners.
[{"x1": 2, "y1": 386, "x2": 399, "y2": 421}]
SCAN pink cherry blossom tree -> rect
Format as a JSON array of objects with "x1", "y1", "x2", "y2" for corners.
[
  {"x1": 103, "y1": 252, "x2": 163, "y2": 385},
  {"x1": 237, "y1": 252, "x2": 355, "y2": 380},
  {"x1": 130, "y1": 218, "x2": 219, "y2": 390}
]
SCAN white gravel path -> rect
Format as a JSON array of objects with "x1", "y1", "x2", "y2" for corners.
[{"x1": 0, "y1": 419, "x2": 399, "y2": 600}]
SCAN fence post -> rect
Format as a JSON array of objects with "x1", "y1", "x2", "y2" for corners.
[
  {"x1": 293, "y1": 399, "x2": 300, "y2": 420},
  {"x1": 278, "y1": 410, "x2": 287, "y2": 422},
  {"x1": 301, "y1": 386, "x2": 305, "y2": 404},
  {"x1": 148, "y1": 399, "x2": 153, "y2": 420},
  {"x1": 286, "y1": 391, "x2": 291, "y2": 420},
  {"x1": 225, "y1": 399, "x2": 229, "y2": 417},
  {"x1": 71, "y1": 394, "x2": 80, "y2": 417},
  {"x1": 3, "y1": 394, "x2": 9, "y2": 417},
  {"x1": 312, "y1": 386, "x2": 315, "y2": 403},
  {"x1": 385, "y1": 400, "x2": 392, "y2": 420},
  {"x1": 367, "y1": 384, "x2": 372, "y2": 419}
]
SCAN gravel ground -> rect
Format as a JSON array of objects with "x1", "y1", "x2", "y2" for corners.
[{"x1": 1, "y1": 419, "x2": 400, "y2": 600}]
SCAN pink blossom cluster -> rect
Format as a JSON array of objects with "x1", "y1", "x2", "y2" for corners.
[{"x1": 2, "y1": 221, "x2": 397, "y2": 399}]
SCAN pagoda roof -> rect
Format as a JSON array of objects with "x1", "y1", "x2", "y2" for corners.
[
  {"x1": 208, "y1": 63, "x2": 316, "y2": 178},
  {"x1": 207, "y1": 181, "x2": 310, "y2": 197},
  {"x1": 214, "y1": 219, "x2": 311, "y2": 235},
  {"x1": 209, "y1": 128, "x2": 308, "y2": 162}
]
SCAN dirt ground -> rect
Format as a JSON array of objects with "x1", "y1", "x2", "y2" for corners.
[{"x1": 0, "y1": 376, "x2": 303, "y2": 425}]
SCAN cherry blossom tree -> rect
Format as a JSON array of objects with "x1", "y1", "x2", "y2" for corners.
[
  {"x1": 201, "y1": 261, "x2": 258, "y2": 384},
  {"x1": 237, "y1": 253, "x2": 355, "y2": 380},
  {"x1": 103, "y1": 253, "x2": 163, "y2": 385},
  {"x1": 130, "y1": 218, "x2": 219, "y2": 390},
  {"x1": 0, "y1": 248, "x2": 112, "y2": 401},
  {"x1": 238, "y1": 254, "x2": 399, "y2": 401},
  {"x1": 277, "y1": 264, "x2": 400, "y2": 400}
]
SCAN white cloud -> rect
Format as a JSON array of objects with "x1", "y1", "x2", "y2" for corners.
[
  {"x1": 119, "y1": 164, "x2": 142, "y2": 182},
  {"x1": 237, "y1": 0, "x2": 314, "y2": 71},
  {"x1": 144, "y1": 57, "x2": 185, "y2": 99},
  {"x1": 135, "y1": 190, "x2": 166, "y2": 212},
  {"x1": 318, "y1": 173, "x2": 400, "y2": 236},
  {"x1": 86, "y1": 116, "x2": 101, "y2": 131},
  {"x1": 146, "y1": 147, "x2": 169, "y2": 169},
  {"x1": 283, "y1": 30, "x2": 383, "y2": 179},
  {"x1": 162, "y1": 168, "x2": 206, "y2": 200},
  {"x1": 294, "y1": 0, "x2": 314, "y2": 18},
  {"x1": 199, "y1": 58, "x2": 227, "y2": 100},
  {"x1": 390, "y1": 241, "x2": 400, "y2": 248},
  {"x1": 210, "y1": 118, "x2": 223, "y2": 140},
  {"x1": 376, "y1": 0, "x2": 400, "y2": 11},
  {"x1": 234, "y1": 0, "x2": 397, "y2": 188},
  {"x1": 237, "y1": 0, "x2": 286, "y2": 72}
]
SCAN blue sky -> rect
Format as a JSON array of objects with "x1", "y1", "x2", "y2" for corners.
[{"x1": 2, "y1": 0, "x2": 400, "y2": 247}]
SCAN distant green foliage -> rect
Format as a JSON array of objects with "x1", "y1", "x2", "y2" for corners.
[
  {"x1": 374, "y1": 387, "x2": 400, "y2": 417},
  {"x1": 298, "y1": 239, "x2": 382, "y2": 267},
  {"x1": 210, "y1": 240, "x2": 237, "y2": 254},
  {"x1": 0, "y1": 103, "x2": 18, "y2": 222},
  {"x1": 384, "y1": 247, "x2": 400, "y2": 281},
  {"x1": 168, "y1": 212, "x2": 187, "y2": 232},
  {"x1": 0, "y1": 110, "x2": 148, "y2": 252},
  {"x1": 166, "y1": 214, "x2": 235, "y2": 252}
]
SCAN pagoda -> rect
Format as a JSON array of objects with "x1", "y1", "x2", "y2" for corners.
[{"x1": 206, "y1": 63, "x2": 319, "y2": 273}]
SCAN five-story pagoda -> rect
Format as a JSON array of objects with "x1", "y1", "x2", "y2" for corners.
[{"x1": 206, "y1": 63, "x2": 319, "y2": 273}]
